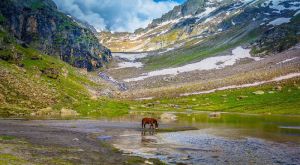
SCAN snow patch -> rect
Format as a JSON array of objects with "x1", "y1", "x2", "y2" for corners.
[
  {"x1": 232, "y1": 20, "x2": 236, "y2": 25},
  {"x1": 135, "y1": 97, "x2": 154, "y2": 101},
  {"x1": 294, "y1": 10, "x2": 300, "y2": 16},
  {"x1": 263, "y1": 0, "x2": 300, "y2": 13},
  {"x1": 115, "y1": 62, "x2": 143, "y2": 69},
  {"x1": 276, "y1": 57, "x2": 298, "y2": 64},
  {"x1": 181, "y1": 73, "x2": 300, "y2": 96},
  {"x1": 124, "y1": 47, "x2": 261, "y2": 82},
  {"x1": 268, "y1": 17, "x2": 291, "y2": 26},
  {"x1": 196, "y1": 7, "x2": 217, "y2": 18},
  {"x1": 112, "y1": 53, "x2": 148, "y2": 69},
  {"x1": 113, "y1": 53, "x2": 148, "y2": 61}
]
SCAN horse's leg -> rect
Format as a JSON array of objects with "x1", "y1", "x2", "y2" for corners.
[{"x1": 150, "y1": 128, "x2": 154, "y2": 135}]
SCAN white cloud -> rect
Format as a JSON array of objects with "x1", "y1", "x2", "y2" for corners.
[{"x1": 53, "y1": 0, "x2": 179, "y2": 32}]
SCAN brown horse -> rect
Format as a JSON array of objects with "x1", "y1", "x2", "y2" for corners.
[{"x1": 142, "y1": 118, "x2": 158, "y2": 129}]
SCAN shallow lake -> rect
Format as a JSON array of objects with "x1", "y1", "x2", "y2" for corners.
[
  {"x1": 7, "y1": 112, "x2": 300, "y2": 164},
  {"x1": 107, "y1": 111, "x2": 300, "y2": 164}
]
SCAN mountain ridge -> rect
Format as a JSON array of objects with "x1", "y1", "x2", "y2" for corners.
[{"x1": 99, "y1": 0, "x2": 300, "y2": 55}]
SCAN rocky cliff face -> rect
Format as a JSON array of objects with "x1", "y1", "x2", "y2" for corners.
[
  {"x1": 0, "y1": 0, "x2": 111, "y2": 71},
  {"x1": 150, "y1": 0, "x2": 207, "y2": 26}
]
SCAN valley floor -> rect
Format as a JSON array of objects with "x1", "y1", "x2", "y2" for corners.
[
  {"x1": 83, "y1": 44, "x2": 300, "y2": 116},
  {"x1": 106, "y1": 45, "x2": 300, "y2": 100}
]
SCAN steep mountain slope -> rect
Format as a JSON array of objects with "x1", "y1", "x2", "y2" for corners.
[
  {"x1": 99, "y1": 0, "x2": 300, "y2": 55},
  {"x1": 0, "y1": 0, "x2": 128, "y2": 118},
  {"x1": 98, "y1": 0, "x2": 300, "y2": 101},
  {"x1": 0, "y1": 0, "x2": 111, "y2": 71},
  {"x1": 0, "y1": 29, "x2": 127, "y2": 117}
]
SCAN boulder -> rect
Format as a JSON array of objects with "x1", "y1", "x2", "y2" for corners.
[
  {"x1": 60, "y1": 108, "x2": 79, "y2": 117},
  {"x1": 144, "y1": 160, "x2": 154, "y2": 165},
  {"x1": 274, "y1": 86, "x2": 282, "y2": 91},
  {"x1": 72, "y1": 138, "x2": 79, "y2": 141},
  {"x1": 209, "y1": 112, "x2": 221, "y2": 118},
  {"x1": 0, "y1": 93, "x2": 5, "y2": 104},
  {"x1": 35, "y1": 107, "x2": 56, "y2": 116},
  {"x1": 237, "y1": 95, "x2": 248, "y2": 100},
  {"x1": 253, "y1": 90, "x2": 265, "y2": 95},
  {"x1": 160, "y1": 113, "x2": 177, "y2": 121},
  {"x1": 40, "y1": 68, "x2": 60, "y2": 79}
]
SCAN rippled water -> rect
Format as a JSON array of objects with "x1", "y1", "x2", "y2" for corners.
[
  {"x1": 111, "y1": 112, "x2": 300, "y2": 164},
  {"x1": 19, "y1": 112, "x2": 300, "y2": 164}
]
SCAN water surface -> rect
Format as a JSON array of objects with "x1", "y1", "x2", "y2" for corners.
[{"x1": 109, "y1": 112, "x2": 300, "y2": 164}]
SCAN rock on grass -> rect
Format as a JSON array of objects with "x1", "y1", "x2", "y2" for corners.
[{"x1": 253, "y1": 90, "x2": 265, "y2": 95}]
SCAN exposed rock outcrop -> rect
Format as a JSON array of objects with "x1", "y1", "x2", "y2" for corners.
[{"x1": 0, "y1": 0, "x2": 111, "y2": 71}]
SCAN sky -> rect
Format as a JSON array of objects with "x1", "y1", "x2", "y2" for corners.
[{"x1": 53, "y1": 0, "x2": 186, "y2": 33}]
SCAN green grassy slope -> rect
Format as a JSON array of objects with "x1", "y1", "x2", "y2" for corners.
[
  {"x1": 142, "y1": 14, "x2": 300, "y2": 71},
  {"x1": 0, "y1": 30, "x2": 128, "y2": 118},
  {"x1": 142, "y1": 24, "x2": 260, "y2": 71},
  {"x1": 129, "y1": 78, "x2": 300, "y2": 115}
]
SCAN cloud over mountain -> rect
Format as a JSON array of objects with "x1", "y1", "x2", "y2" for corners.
[{"x1": 53, "y1": 0, "x2": 179, "y2": 32}]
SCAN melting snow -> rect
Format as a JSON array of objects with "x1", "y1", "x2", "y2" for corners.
[
  {"x1": 124, "y1": 47, "x2": 261, "y2": 82},
  {"x1": 115, "y1": 62, "x2": 143, "y2": 69},
  {"x1": 112, "y1": 53, "x2": 148, "y2": 69},
  {"x1": 113, "y1": 53, "x2": 148, "y2": 61},
  {"x1": 276, "y1": 57, "x2": 298, "y2": 64},
  {"x1": 294, "y1": 10, "x2": 300, "y2": 16},
  {"x1": 232, "y1": 20, "x2": 236, "y2": 25},
  {"x1": 181, "y1": 73, "x2": 300, "y2": 96},
  {"x1": 135, "y1": 97, "x2": 154, "y2": 101},
  {"x1": 268, "y1": 17, "x2": 291, "y2": 26},
  {"x1": 196, "y1": 7, "x2": 217, "y2": 19},
  {"x1": 263, "y1": 0, "x2": 300, "y2": 13}
]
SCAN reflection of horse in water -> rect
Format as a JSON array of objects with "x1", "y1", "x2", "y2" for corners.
[
  {"x1": 141, "y1": 129, "x2": 155, "y2": 136},
  {"x1": 142, "y1": 118, "x2": 158, "y2": 129},
  {"x1": 141, "y1": 129, "x2": 157, "y2": 143}
]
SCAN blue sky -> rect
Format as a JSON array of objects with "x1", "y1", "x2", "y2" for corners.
[{"x1": 54, "y1": 0, "x2": 185, "y2": 32}]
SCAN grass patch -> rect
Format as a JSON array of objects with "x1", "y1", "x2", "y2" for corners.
[
  {"x1": 0, "y1": 135, "x2": 15, "y2": 141},
  {"x1": 0, "y1": 154, "x2": 28, "y2": 165},
  {"x1": 150, "y1": 30, "x2": 180, "y2": 44},
  {"x1": 30, "y1": 1, "x2": 46, "y2": 10},
  {"x1": 131, "y1": 78, "x2": 300, "y2": 115},
  {"x1": 0, "y1": 13, "x2": 5, "y2": 24},
  {"x1": 74, "y1": 98, "x2": 130, "y2": 118}
]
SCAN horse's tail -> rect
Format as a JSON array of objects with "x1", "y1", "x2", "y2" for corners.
[{"x1": 141, "y1": 119, "x2": 144, "y2": 128}]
